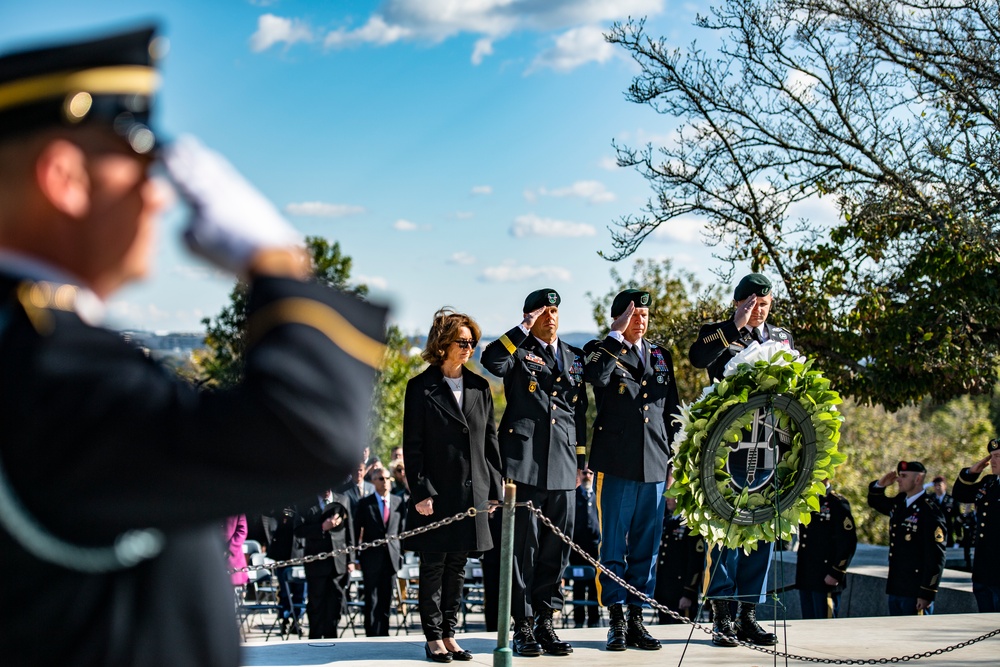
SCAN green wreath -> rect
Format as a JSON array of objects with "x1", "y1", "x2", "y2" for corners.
[{"x1": 669, "y1": 345, "x2": 846, "y2": 552}]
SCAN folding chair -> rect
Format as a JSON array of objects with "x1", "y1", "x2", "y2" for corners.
[
  {"x1": 561, "y1": 564, "x2": 601, "y2": 628},
  {"x1": 460, "y1": 558, "x2": 485, "y2": 631},
  {"x1": 394, "y1": 562, "x2": 421, "y2": 634},
  {"x1": 340, "y1": 568, "x2": 366, "y2": 637}
]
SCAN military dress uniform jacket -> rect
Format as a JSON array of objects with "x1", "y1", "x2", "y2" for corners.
[
  {"x1": 867, "y1": 484, "x2": 947, "y2": 600},
  {"x1": 933, "y1": 493, "x2": 961, "y2": 547},
  {"x1": 655, "y1": 508, "x2": 706, "y2": 604},
  {"x1": 0, "y1": 273, "x2": 387, "y2": 667},
  {"x1": 689, "y1": 319, "x2": 795, "y2": 381},
  {"x1": 952, "y1": 470, "x2": 1000, "y2": 586},
  {"x1": 401, "y1": 365, "x2": 503, "y2": 553},
  {"x1": 583, "y1": 336, "x2": 678, "y2": 483},
  {"x1": 481, "y1": 326, "x2": 588, "y2": 491},
  {"x1": 796, "y1": 490, "x2": 858, "y2": 592},
  {"x1": 296, "y1": 492, "x2": 355, "y2": 577}
]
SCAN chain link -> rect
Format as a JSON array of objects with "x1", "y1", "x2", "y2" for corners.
[{"x1": 524, "y1": 502, "x2": 1000, "y2": 664}]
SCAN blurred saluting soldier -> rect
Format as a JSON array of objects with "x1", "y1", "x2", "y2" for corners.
[{"x1": 952, "y1": 439, "x2": 1000, "y2": 612}]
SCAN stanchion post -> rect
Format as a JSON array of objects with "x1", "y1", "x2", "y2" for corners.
[{"x1": 493, "y1": 482, "x2": 517, "y2": 667}]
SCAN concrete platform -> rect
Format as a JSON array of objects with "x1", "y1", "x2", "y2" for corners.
[{"x1": 240, "y1": 613, "x2": 1000, "y2": 667}]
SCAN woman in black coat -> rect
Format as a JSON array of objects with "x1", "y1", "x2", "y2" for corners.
[{"x1": 403, "y1": 308, "x2": 503, "y2": 662}]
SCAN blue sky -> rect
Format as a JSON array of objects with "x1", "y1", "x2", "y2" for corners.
[{"x1": 1, "y1": 0, "x2": 742, "y2": 337}]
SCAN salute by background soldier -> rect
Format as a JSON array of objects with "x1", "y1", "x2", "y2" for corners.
[
  {"x1": 795, "y1": 479, "x2": 858, "y2": 619},
  {"x1": 584, "y1": 289, "x2": 677, "y2": 652},
  {"x1": 481, "y1": 289, "x2": 588, "y2": 657},
  {"x1": 952, "y1": 439, "x2": 1000, "y2": 612},
  {"x1": 688, "y1": 273, "x2": 789, "y2": 647},
  {"x1": 867, "y1": 461, "x2": 947, "y2": 616}
]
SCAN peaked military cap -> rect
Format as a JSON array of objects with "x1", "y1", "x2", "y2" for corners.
[
  {"x1": 734, "y1": 273, "x2": 772, "y2": 301},
  {"x1": 897, "y1": 460, "x2": 926, "y2": 474},
  {"x1": 610, "y1": 289, "x2": 651, "y2": 317},
  {"x1": 0, "y1": 25, "x2": 161, "y2": 153},
  {"x1": 989, "y1": 438, "x2": 999, "y2": 453},
  {"x1": 523, "y1": 288, "x2": 560, "y2": 313}
]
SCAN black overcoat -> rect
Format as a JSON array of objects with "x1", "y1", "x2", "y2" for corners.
[{"x1": 401, "y1": 365, "x2": 503, "y2": 553}]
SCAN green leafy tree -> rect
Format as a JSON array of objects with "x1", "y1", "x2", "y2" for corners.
[
  {"x1": 606, "y1": 1, "x2": 1000, "y2": 409},
  {"x1": 198, "y1": 236, "x2": 366, "y2": 388},
  {"x1": 370, "y1": 327, "x2": 425, "y2": 462}
]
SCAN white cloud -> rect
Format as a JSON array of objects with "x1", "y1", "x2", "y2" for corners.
[
  {"x1": 598, "y1": 155, "x2": 619, "y2": 170},
  {"x1": 526, "y1": 179, "x2": 615, "y2": 204},
  {"x1": 394, "y1": 218, "x2": 418, "y2": 231},
  {"x1": 649, "y1": 216, "x2": 706, "y2": 244},
  {"x1": 454, "y1": 211, "x2": 475, "y2": 219},
  {"x1": 527, "y1": 25, "x2": 617, "y2": 73},
  {"x1": 511, "y1": 213, "x2": 596, "y2": 238},
  {"x1": 471, "y1": 185, "x2": 493, "y2": 195},
  {"x1": 480, "y1": 260, "x2": 572, "y2": 283},
  {"x1": 284, "y1": 201, "x2": 366, "y2": 217},
  {"x1": 262, "y1": 1, "x2": 664, "y2": 71},
  {"x1": 471, "y1": 38, "x2": 494, "y2": 65},
  {"x1": 250, "y1": 14, "x2": 313, "y2": 53},
  {"x1": 448, "y1": 251, "x2": 477, "y2": 265},
  {"x1": 355, "y1": 274, "x2": 389, "y2": 290}
]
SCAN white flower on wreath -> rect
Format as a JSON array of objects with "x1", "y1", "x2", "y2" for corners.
[{"x1": 722, "y1": 340, "x2": 805, "y2": 377}]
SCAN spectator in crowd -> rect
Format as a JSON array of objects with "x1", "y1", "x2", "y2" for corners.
[
  {"x1": 654, "y1": 486, "x2": 706, "y2": 625},
  {"x1": 296, "y1": 490, "x2": 355, "y2": 638},
  {"x1": 338, "y1": 460, "x2": 375, "y2": 516},
  {"x1": 0, "y1": 25, "x2": 386, "y2": 666},
  {"x1": 222, "y1": 515, "x2": 249, "y2": 593},
  {"x1": 585, "y1": 290, "x2": 677, "y2": 652},
  {"x1": 391, "y1": 459, "x2": 410, "y2": 503},
  {"x1": 958, "y1": 504, "x2": 977, "y2": 570},
  {"x1": 366, "y1": 456, "x2": 385, "y2": 482},
  {"x1": 269, "y1": 505, "x2": 306, "y2": 636},
  {"x1": 481, "y1": 288, "x2": 588, "y2": 656},
  {"x1": 689, "y1": 273, "x2": 791, "y2": 647},
  {"x1": 930, "y1": 476, "x2": 961, "y2": 547},
  {"x1": 402, "y1": 308, "x2": 503, "y2": 662},
  {"x1": 867, "y1": 461, "x2": 947, "y2": 616},
  {"x1": 570, "y1": 467, "x2": 602, "y2": 628},
  {"x1": 796, "y1": 479, "x2": 858, "y2": 619},
  {"x1": 952, "y1": 439, "x2": 1000, "y2": 612},
  {"x1": 355, "y1": 469, "x2": 405, "y2": 636},
  {"x1": 390, "y1": 446, "x2": 404, "y2": 466}
]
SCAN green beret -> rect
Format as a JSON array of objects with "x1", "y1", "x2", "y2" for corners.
[
  {"x1": 611, "y1": 289, "x2": 651, "y2": 318},
  {"x1": 897, "y1": 460, "x2": 926, "y2": 474},
  {"x1": 0, "y1": 25, "x2": 161, "y2": 153},
  {"x1": 734, "y1": 273, "x2": 772, "y2": 301},
  {"x1": 988, "y1": 439, "x2": 999, "y2": 454},
  {"x1": 523, "y1": 288, "x2": 560, "y2": 313}
]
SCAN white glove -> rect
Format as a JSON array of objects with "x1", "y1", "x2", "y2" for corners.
[{"x1": 161, "y1": 135, "x2": 303, "y2": 275}]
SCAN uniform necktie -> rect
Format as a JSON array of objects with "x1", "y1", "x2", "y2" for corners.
[
  {"x1": 634, "y1": 342, "x2": 644, "y2": 371},
  {"x1": 544, "y1": 343, "x2": 557, "y2": 368},
  {"x1": 752, "y1": 327, "x2": 763, "y2": 343},
  {"x1": 382, "y1": 497, "x2": 390, "y2": 525}
]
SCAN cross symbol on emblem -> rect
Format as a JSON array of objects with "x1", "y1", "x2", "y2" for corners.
[{"x1": 726, "y1": 409, "x2": 792, "y2": 493}]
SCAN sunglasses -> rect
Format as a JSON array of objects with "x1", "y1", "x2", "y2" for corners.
[
  {"x1": 371, "y1": 476, "x2": 387, "y2": 481},
  {"x1": 454, "y1": 339, "x2": 476, "y2": 349}
]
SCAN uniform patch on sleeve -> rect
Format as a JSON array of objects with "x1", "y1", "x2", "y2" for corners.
[
  {"x1": 499, "y1": 334, "x2": 516, "y2": 354},
  {"x1": 934, "y1": 526, "x2": 945, "y2": 543},
  {"x1": 844, "y1": 518, "x2": 853, "y2": 531}
]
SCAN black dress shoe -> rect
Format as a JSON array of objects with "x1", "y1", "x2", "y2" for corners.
[
  {"x1": 606, "y1": 604, "x2": 627, "y2": 651},
  {"x1": 534, "y1": 610, "x2": 573, "y2": 655},
  {"x1": 425, "y1": 643, "x2": 453, "y2": 663},
  {"x1": 448, "y1": 649, "x2": 473, "y2": 661},
  {"x1": 512, "y1": 618, "x2": 543, "y2": 657}
]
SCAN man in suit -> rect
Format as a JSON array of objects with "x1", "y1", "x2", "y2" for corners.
[
  {"x1": 584, "y1": 289, "x2": 678, "y2": 652},
  {"x1": 796, "y1": 480, "x2": 858, "y2": 619},
  {"x1": 296, "y1": 491, "x2": 356, "y2": 638},
  {"x1": 867, "y1": 461, "x2": 947, "y2": 616},
  {"x1": 338, "y1": 460, "x2": 376, "y2": 516},
  {"x1": 481, "y1": 288, "x2": 588, "y2": 656},
  {"x1": 355, "y1": 469, "x2": 405, "y2": 636},
  {"x1": 953, "y1": 439, "x2": 1000, "y2": 612},
  {"x1": 688, "y1": 273, "x2": 789, "y2": 647},
  {"x1": 0, "y1": 26, "x2": 386, "y2": 666}
]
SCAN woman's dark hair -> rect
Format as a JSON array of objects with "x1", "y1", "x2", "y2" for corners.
[{"x1": 421, "y1": 307, "x2": 481, "y2": 366}]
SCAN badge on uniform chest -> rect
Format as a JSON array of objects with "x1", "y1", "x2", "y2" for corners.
[
  {"x1": 619, "y1": 382, "x2": 627, "y2": 394},
  {"x1": 528, "y1": 380, "x2": 537, "y2": 393}
]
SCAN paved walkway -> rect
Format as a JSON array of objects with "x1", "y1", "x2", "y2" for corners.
[{"x1": 240, "y1": 613, "x2": 1000, "y2": 667}]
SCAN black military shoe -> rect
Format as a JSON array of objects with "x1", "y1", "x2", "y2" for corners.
[
  {"x1": 606, "y1": 603, "x2": 627, "y2": 651},
  {"x1": 710, "y1": 600, "x2": 738, "y2": 648},
  {"x1": 736, "y1": 603, "x2": 777, "y2": 646},
  {"x1": 534, "y1": 609, "x2": 573, "y2": 655},
  {"x1": 512, "y1": 618, "x2": 543, "y2": 657},
  {"x1": 625, "y1": 604, "x2": 660, "y2": 650}
]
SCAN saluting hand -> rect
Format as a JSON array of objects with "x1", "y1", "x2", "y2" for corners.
[
  {"x1": 970, "y1": 455, "x2": 990, "y2": 475},
  {"x1": 521, "y1": 307, "x2": 545, "y2": 330},
  {"x1": 611, "y1": 302, "x2": 635, "y2": 334},
  {"x1": 877, "y1": 471, "x2": 897, "y2": 487},
  {"x1": 734, "y1": 294, "x2": 756, "y2": 330}
]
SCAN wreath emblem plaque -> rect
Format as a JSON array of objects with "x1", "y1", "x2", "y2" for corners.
[{"x1": 670, "y1": 341, "x2": 846, "y2": 551}]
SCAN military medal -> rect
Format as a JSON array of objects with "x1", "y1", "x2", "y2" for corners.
[
  {"x1": 618, "y1": 382, "x2": 627, "y2": 394},
  {"x1": 528, "y1": 380, "x2": 537, "y2": 393}
]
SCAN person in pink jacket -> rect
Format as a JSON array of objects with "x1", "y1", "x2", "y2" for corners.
[{"x1": 223, "y1": 515, "x2": 250, "y2": 587}]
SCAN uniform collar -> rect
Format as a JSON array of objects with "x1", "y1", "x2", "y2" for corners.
[{"x1": 0, "y1": 249, "x2": 105, "y2": 324}]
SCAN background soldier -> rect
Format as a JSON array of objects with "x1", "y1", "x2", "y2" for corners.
[
  {"x1": 584, "y1": 289, "x2": 677, "y2": 652},
  {"x1": 952, "y1": 439, "x2": 1000, "y2": 612},
  {"x1": 688, "y1": 273, "x2": 790, "y2": 647},
  {"x1": 570, "y1": 467, "x2": 602, "y2": 628},
  {"x1": 795, "y1": 479, "x2": 858, "y2": 619},
  {"x1": 867, "y1": 461, "x2": 947, "y2": 616},
  {"x1": 481, "y1": 288, "x2": 588, "y2": 656},
  {"x1": 0, "y1": 26, "x2": 386, "y2": 666},
  {"x1": 930, "y1": 475, "x2": 961, "y2": 548},
  {"x1": 654, "y1": 490, "x2": 706, "y2": 624}
]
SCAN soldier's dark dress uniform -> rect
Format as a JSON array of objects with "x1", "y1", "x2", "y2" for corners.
[
  {"x1": 0, "y1": 27, "x2": 388, "y2": 667},
  {"x1": 654, "y1": 506, "x2": 706, "y2": 624},
  {"x1": 480, "y1": 289, "x2": 587, "y2": 654},
  {"x1": 867, "y1": 478, "x2": 947, "y2": 615},
  {"x1": 796, "y1": 486, "x2": 858, "y2": 618},
  {"x1": 931, "y1": 490, "x2": 961, "y2": 547},
  {"x1": 952, "y1": 441, "x2": 1000, "y2": 612}
]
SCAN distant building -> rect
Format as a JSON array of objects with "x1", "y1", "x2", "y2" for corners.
[{"x1": 120, "y1": 331, "x2": 206, "y2": 364}]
